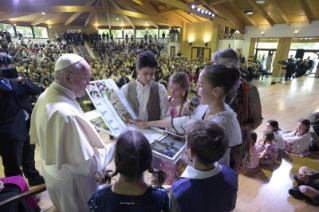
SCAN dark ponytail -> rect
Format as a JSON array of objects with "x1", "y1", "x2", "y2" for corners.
[
  {"x1": 203, "y1": 65, "x2": 240, "y2": 95},
  {"x1": 95, "y1": 169, "x2": 118, "y2": 185},
  {"x1": 148, "y1": 168, "x2": 166, "y2": 188}
]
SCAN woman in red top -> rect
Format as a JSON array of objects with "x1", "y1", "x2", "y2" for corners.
[{"x1": 188, "y1": 70, "x2": 198, "y2": 92}]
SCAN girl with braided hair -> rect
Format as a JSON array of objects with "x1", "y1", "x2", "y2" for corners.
[{"x1": 88, "y1": 130, "x2": 169, "y2": 212}]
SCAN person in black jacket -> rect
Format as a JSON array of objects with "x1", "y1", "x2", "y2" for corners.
[{"x1": 0, "y1": 50, "x2": 44, "y2": 186}]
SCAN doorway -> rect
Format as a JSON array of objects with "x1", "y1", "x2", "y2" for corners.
[
  {"x1": 255, "y1": 49, "x2": 276, "y2": 69},
  {"x1": 170, "y1": 46, "x2": 176, "y2": 57}
]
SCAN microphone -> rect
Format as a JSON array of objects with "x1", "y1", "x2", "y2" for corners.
[{"x1": 188, "y1": 96, "x2": 199, "y2": 110}]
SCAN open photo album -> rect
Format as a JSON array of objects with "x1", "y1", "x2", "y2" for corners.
[{"x1": 77, "y1": 79, "x2": 186, "y2": 164}]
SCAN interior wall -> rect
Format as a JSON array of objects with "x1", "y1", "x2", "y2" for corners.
[
  {"x1": 179, "y1": 21, "x2": 222, "y2": 59},
  {"x1": 242, "y1": 20, "x2": 319, "y2": 59}
]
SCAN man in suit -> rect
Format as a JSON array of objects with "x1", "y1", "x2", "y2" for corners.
[{"x1": 0, "y1": 49, "x2": 44, "y2": 186}]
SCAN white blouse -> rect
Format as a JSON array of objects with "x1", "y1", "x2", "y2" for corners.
[
  {"x1": 172, "y1": 104, "x2": 242, "y2": 166},
  {"x1": 274, "y1": 130, "x2": 285, "y2": 150},
  {"x1": 283, "y1": 131, "x2": 311, "y2": 154}
]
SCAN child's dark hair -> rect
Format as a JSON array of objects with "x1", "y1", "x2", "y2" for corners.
[
  {"x1": 136, "y1": 51, "x2": 158, "y2": 70},
  {"x1": 186, "y1": 120, "x2": 228, "y2": 167},
  {"x1": 96, "y1": 130, "x2": 166, "y2": 187},
  {"x1": 250, "y1": 132, "x2": 257, "y2": 145},
  {"x1": 267, "y1": 119, "x2": 279, "y2": 131},
  {"x1": 263, "y1": 130, "x2": 275, "y2": 145},
  {"x1": 202, "y1": 65, "x2": 240, "y2": 95},
  {"x1": 294, "y1": 119, "x2": 311, "y2": 135}
]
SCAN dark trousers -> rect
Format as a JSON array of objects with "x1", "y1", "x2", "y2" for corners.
[{"x1": 0, "y1": 136, "x2": 39, "y2": 179}]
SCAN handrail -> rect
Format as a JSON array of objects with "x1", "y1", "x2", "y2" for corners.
[
  {"x1": 220, "y1": 33, "x2": 243, "y2": 40},
  {"x1": 71, "y1": 43, "x2": 78, "y2": 55},
  {"x1": 84, "y1": 40, "x2": 96, "y2": 59},
  {"x1": 0, "y1": 184, "x2": 46, "y2": 208}
]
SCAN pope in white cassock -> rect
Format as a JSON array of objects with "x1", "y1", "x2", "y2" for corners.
[{"x1": 30, "y1": 54, "x2": 115, "y2": 212}]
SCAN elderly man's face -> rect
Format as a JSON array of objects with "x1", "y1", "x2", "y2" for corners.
[{"x1": 68, "y1": 61, "x2": 91, "y2": 97}]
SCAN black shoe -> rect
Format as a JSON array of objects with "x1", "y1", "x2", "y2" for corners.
[
  {"x1": 28, "y1": 175, "x2": 45, "y2": 186},
  {"x1": 289, "y1": 187, "x2": 306, "y2": 198},
  {"x1": 33, "y1": 195, "x2": 41, "y2": 202},
  {"x1": 293, "y1": 175, "x2": 305, "y2": 185}
]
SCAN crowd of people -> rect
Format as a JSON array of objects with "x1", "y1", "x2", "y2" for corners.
[{"x1": 0, "y1": 30, "x2": 319, "y2": 211}]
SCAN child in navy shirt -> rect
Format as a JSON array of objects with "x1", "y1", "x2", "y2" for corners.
[
  {"x1": 88, "y1": 130, "x2": 169, "y2": 212},
  {"x1": 169, "y1": 120, "x2": 238, "y2": 212}
]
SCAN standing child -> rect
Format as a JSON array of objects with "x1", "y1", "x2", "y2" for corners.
[
  {"x1": 160, "y1": 72, "x2": 190, "y2": 186},
  {"x1": 169, "y1": 120, "x2": 238, "y2": 212},
  {"x1": 88, "y1": 130, "x2": 169, "y2": 212},
  {"x1": 240, "y1": 132, "x2": 260, "y2": 174},
  {"x1": 258, "y1": 130, "x2": 278, "y2": 165}
]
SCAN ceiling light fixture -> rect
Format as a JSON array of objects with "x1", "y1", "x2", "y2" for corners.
[
  {"x1": 294, "y1": 30, "x2": 299, "y2": 35},
  {"x1": 212, "y1": 13, "x2": 215, "y2": 17},
  {"x1": 189, "y1": 12, "x2": 194, "y2": 15},
  {"x1": 256, "y1": 0, "x2": 265, "y2": 4},
  {"x1": 208, "y1": 12, "x2": 211, "y2": 15},
  {"x1": 116, "y1": 15, "x2": 119, "y2": 20},
  {"x1": 204, "y1": 10, "x2": 208, "y2": 14},
  {"x1": 244, "y1": 10, "x2": 254, "y2": 15},
  {"x1": 191, "y1": 5, "x2": 195, "y2": 9},
  {"x1": 49, "y1": 26, "x2": 51, "y2": 28},
  {"x1": 197, "y1": 8, "x2": 201, "y2": 12},
  {"x1": 42, "y1": 12, "x2": 45, "y2": 15},
  {"x1": 201, "y1": 9, "x2": 204, "y2": 14}
]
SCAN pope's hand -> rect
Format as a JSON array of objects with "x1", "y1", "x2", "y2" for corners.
[{"x1": 130, "y1": 119, "x2": 149, "y2": 128}]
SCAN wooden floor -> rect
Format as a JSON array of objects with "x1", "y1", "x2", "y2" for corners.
[{"x1": 1, "y1": 75, "x2": 319, "y2": 211}]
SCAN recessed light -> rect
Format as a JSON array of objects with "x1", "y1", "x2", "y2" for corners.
[
  {"x1": 42, "y1": 12, "x2": 45, "y2": 15},
  {"x1": 197, "y1": 8, "x2": 201, "y2": 12},
  {"x1": 212, "y1": 13, "x2": 215, "y2": 17},
  {"x1": 204, "y1": 10, "x2": 208, "y2": 14},
  {"x1": 188, "y1": 12, "x2": 194, "y2": 15},
  {"x1": 244, "y1": 10, "x2": 254, "y2": 15},
  {"x1": 208, "y1": 12, "x2": 211, "y2": 15},
  {"x1": 201, "y1": 9, "x2": 204, "y2": 14},
  {"x1": 256, "y1": 0, "x2": 265, "y2": 4},
  {"x1": 191, "y1": 5, "x2": 195, "y2": 9}
]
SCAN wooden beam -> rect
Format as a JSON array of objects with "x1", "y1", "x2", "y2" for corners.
[
  {"x1": 156, "y1": 0, "x2": 193, "y2": 12},
  {"x1": 246, "y1": 0, "x2": 275, "y2": 26},
  {"x1": 0, "y1": 5, "x2": 104, "y2": 13},
  {"x1": 229, "y1": 1, "x2": 258, "y2": 27},
  {"x1": 270, "y1": 0, "x2": 290, "y2": 26},
  {"x1": 159, "y1": 7, "x2": 178, "y2": 13},
  {"x1": 109, "y1": 0, "x2": 135, "y2": 29},
  {"x1": 106, "y1": 12, "x2": 111, "y2": 29},
  {"x1": 200, "y1": 1, "x2": 245, "y2": 32},
  {"x1": 191, "y1": 15, "x2": 203, "y2": 23},
  {"x1": 209, "y1": 0, "x2": 234, "y2": 5},
  {"x1": 295, "y1": 0, "x2": 311, "y2": 24},
  {"x1": 85, "y1": 0, "x2": 101, "y2": 27},
  {"x1": 0, "y1": 12, "x2": 33, "y2": 21},
  {"x1": 102, "y1": 0, "x2": 108, "y2": 8},
  {"x1": 31, "y1": 13, "x2": 63, "y2": 26},
  {"x1": 173, "y1": 11, "x2": 193, "y2": 23},
  {"x1": 64, "y1": 1, "x2": 96, "y2": 26},
  {"x1": 106, "y1": 7, "x2": 182, "y2": 28},
  {"x1": 116, "y1": 0, "x2": 159, "y2": 28}
]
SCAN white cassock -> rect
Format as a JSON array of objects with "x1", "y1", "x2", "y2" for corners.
[{"x1": 30, "y1": 82, "x2": 115, "y2": 212}]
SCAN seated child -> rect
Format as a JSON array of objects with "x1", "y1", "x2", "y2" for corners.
[
  {"x1": 257, "y1": 130, "x2": 278, "y2": 165},
  {"x1": 240, "y1": 132, "x2": 260, "y2": 174},
  {"x1": 170, "y1": 120, "x2": 238, "y2": 212},
  {"x1": 266, "y1": 120, "x2": 285, "y2": 157},
  {"x1": 289, "y1": 166, "x2": 319, "y2": 205},
  {"x1": 88, "y1": 130, "x2": 169, "y2": 212},
  {"x1": 283, "y1": 119, "x2": 311, "y2": 157}
]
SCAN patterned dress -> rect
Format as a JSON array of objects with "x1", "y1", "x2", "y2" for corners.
[{"x1": 258, "y1": 142, "x2": 278, "y2": 165}]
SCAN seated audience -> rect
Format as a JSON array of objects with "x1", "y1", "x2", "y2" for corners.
[
  {"x1": 257, "y1": 130, "x2": 278, "y2": 165},
  {"x1": 169, "y1": 120, "x2": 238, "y2": 212},
  {"x1": 284, "y1": 119, "x2": 311, "y2": 157},
  {"x1": 88, "y1": 130, "x2": 169, "y2": 212},
  {"x1": 289, "y1": 166, "x2": 319, "y2": 205},
  {"x1": 118, "y1": 71, "x2": 129, "y2": 88},
  {"x1": 267, "y1": 120, "x2": 285, "y2": 157},
  {"x1": 240, "y1": 132, "x2": 260, "y2": 174},
  {"x1": 188, "y1": 70, "x2": 197, "y2": 92}
]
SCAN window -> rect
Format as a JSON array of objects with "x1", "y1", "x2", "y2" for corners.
[
  {"x1": 98, "y1": 29, "x2": 110, "y2": 35},
  {"x1": 136, "y1": 29, "x2": 146, "y2": 38},
  {"x1": 148, "y1": 29, "x2": 158, "y2": 38},
  {"x1": 0, "y1": 23, "x2": 15, "y2": 37},
  {"x1": 123, "y1": 29, "x2": 134, "y2": 38},
  {"x1": 111, "y1": 29, "x2": 123, "y2": 38},
  {"x1": 256, "y1": 42, "x2": 278, "y2": 49},
  {"x1": 16, "y1": 26, "x2": 33, "y2": 38},
  {"x1": 159, "y1": 29, "x2": 170, "y2": 38},
  {"x1": 33, "y1": 26, "x2": 48, "y2": 38},
  {"x1": 290, "y1": 42, "x2": 319, "y2": 50}
]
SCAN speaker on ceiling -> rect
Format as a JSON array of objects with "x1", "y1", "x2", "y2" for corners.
[{"x1": 295, "y1": 49, "x2": 304, "y2": 59}]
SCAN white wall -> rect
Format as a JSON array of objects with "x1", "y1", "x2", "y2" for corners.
[
  {"x1": 167, "y1": 41, "x2": 180, "y2": 56},
  {"x1": 218, "y1": 39, "x2": 243, "y2": 51},
  {"x1": 242, "y1": 20, "x2": 319, "y2": 58}
]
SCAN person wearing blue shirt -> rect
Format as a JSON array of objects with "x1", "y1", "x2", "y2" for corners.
[{"x1": 169, "y1": 120, "x2": 238, "y2": 212}]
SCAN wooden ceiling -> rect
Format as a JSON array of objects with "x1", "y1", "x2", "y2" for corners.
[{"x1": 0, "y1": 0, "x2": 318, "y2": 33}]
